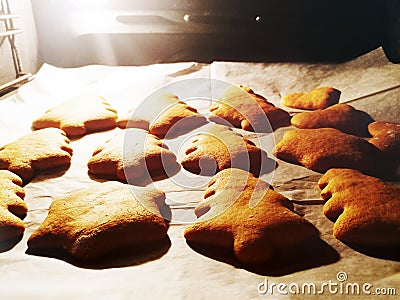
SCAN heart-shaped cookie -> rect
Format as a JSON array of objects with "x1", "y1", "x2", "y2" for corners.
[
  {"x1": 282, "y1": 87, "x2": 341, "y2": 110},
  {"x1": 291, "y1": 104, "x2": 373, "y2": 136},
  {"x1": 368, "y1": 121, "x2": 400, "y2": 156},
  {"x1": 274, "y1": 128, "x2": 384, "y2": 175}
]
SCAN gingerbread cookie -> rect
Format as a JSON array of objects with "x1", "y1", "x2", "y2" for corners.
[
  {"x1": 32, "y1": 94, "x2": 118, "y2": 137},
  {"x1": 282, "y1": 87, "x2": 341, "y2": 110},
  {"x1": 0, "y1": 128, "x2": 73, "y2": 183},
  {"x1": 27, "y1": 181, "x2": 169, "y2": 261},
  {"x1": 318, "y1": 168, "x2": 400, "y2": 246},
  {"x1": 117, "y1": 93, "x2": 207, "y2": 138},
  {"x1": 184, "y1": 168, "x2": 319, "y2": 264},
  {"x1": 368, "y1": 121, "x2": 400, "y2": 156},
  {"x1": 181, "y1": 123, "x2": 266, "y2": 176},
  {"x1": 209, "y1": 85, "x2": 290, "y2": 132},
  {"x1": 291, "y1": 104, "x2": 373, "y2": 136},
  {"x1": 274, "y1": 128, "x2": 384, "y2": 175},
  {"x1": 88, "y1": 128, "x2": 177, "y2": 183},
  {"x1": 0, "y1": 170, "x2": 27, "y2": 242}
]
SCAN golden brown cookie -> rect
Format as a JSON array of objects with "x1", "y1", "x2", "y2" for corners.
[
  {"x1": 291, "y1": 104, "x2": 373, "y2": 136},
  {"x1": 274, "y1": 128, "x2": 384, "y2": 175},
  {"x1": 209, "y1": 85, "x2": 290, "y2": 132},
  {"x1": 282, "y1": 87, "x2": 341, "y2": 110},
  {"x1": 32, "y1": 94, "x2": 118, "y2": 137},
  {"x1": 184, "y1": 168, "x2": 319, "y2": 264},
  {"x1": 318, "y1": 168, "x2": 400, "y2": 246},
  {"x1": 27, "y1": 181, "x2": 169, "y2": 261},
  {"x1": 368, "y1": 121, "x2": 400, "y2": 156},
  {"x1": 117, "y1": 93, "x2": 207, "y2": 138},
  {"x1": 181, "y1": 124, "x2": 266, "y2": 176},
  {"x1": 0, "y1": 170, "x2": 27, "y2": 242},
  {"x1": 88, "y1": 128, "x2": 177, "y2": 183},
  {"x1": 0, "y1": 128, "x2": 73, "y2": 183}
]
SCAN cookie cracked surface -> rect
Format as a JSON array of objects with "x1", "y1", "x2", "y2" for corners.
[
  {"x1": 181, "y1": 124, "x2": 267, "y2": 176},
  {"x1": 318, "y1": 168, "x2": 400, "y2": 246},
  {"x1": 27, "y1": 181, "x2": 169, "y2": 261},
  {"x1": 291, "y1": 104, "x2": 373, "y2": 136},
  {"x1": 32, "y1": 94, "x2": 118, "y2": 137},
  {"x1": 368, "y1": 121, "x2": 400, "y2": 157},
  {"x1": 0, "y1": 128, "x2": 73, "y2": 183},
  {"x1": 117, "y1": 93, "x2": 207, "y2": 138},
  {"x1": 88, "y1": 128, "x2": 177, "y2": 183},
  {"x1": 0, "y1": 170, "x2": 27, "y2": 242},
  {"x1": 184, "y1": 168, "x2": 319, "y2": 264},
  {"x1": 209, "y1": 85, "x2": 290, "y2": 132},
  {"x1": 274, "y1": 128, "x2": 384, "y2": 175},
  {"x1": 282, "y1": 87, "x2": 341, "y2": 110}
]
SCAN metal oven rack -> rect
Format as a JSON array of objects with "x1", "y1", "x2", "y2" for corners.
[{"x1": 0, "y1": 0, "x2": 32, "y2": 96}]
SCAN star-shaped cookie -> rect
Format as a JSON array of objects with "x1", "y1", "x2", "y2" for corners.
[
  {"x1": 27, "y1": 181, "x2": 170, "y2": 261},
  {"x1": 0, "y1": 128, "x2": 73, "y2": 183},
  {"x1": 274, "y1": 128, "x2": 384, "y2": 175},
  {"x1": 0, "y1": 170, "x2": 27, "y2": 242},
  {"x1": 209, "y1": 85, "x2": 290, "y2": 132},
  {"x1": 291, "y1": 104, "x2": 373, "y2": 136},
  {"x1": 32, "y1": 94, "x2": 118, "y2": 137},
  {"x1": 318, "y1": 168, "x2": 400, "y2": 246},
  {"x1": 181, "y1": 123, "x2": 267, "y2": 176},
  {"x1": 117, "y1": 93, "x2": 207, "y2": 138},
  {"x1": 88, "y1": 128, "x2": 178, "y2": 183},
  {"x1": 184, "y1": 168, "x2": 319, "y2": 264},
  {"x1": 282, "y1": 87, "x2": 341, "y2": 110}
]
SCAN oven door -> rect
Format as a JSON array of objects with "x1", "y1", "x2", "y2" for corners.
[{"x1": 32, "y1": 0, "x2": 387, "y2": 66}]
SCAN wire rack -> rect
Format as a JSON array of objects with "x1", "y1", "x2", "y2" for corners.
[{"x1": 0, "y1": 0, "x2": 32, "y2": 96}]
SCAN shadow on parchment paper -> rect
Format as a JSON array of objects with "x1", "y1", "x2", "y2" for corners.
[
  {"x1": 250, "y1": 151, "x2": 277, "y2": 178},
  {"x1": 0, "y1": 235, "x2": 23, "y2": 253},
  {"x1": 208, "y1": 114, "x2": 291, "y2": 133},
  {"x1": 186, "y1": 238, "x2": 340, "y2": 276},
  {"x1": 88, "y1": 161, "x2": 181, "y2": 187},
  {"x1": 381, "y1": 157, "x2": 400, "y2": 182},
  {"x1": 161, "y1": 117, "x2": 209, "y2": 140},
  {"x1": 26, "y1": 236, "x2": 171, "y2": 270},
  {"x1": 343, "y1": 243, "x2": 400, "y2": 262},
  {"x1": 25, "y1": 203, "x2": 172, "y2": 269},
  {"x1": 30, "y1": 126, "x2": 119, "y2": 142},
  {"x1": 27, "y1": 164, "x2": 72, "y2": 185},
  {"x1": 181, "y1": 152, "x2": 277, "y2": 178}
]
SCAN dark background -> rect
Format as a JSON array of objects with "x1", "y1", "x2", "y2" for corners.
[{"x1": 31, "y1": 0, "x2": 399, "y2": 66}]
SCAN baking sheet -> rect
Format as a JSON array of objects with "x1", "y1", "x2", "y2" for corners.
[{"x1": 1, "y1": 48, "x2": 399, "y2": 299}]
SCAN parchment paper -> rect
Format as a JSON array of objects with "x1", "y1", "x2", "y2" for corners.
[{"x1": 0, "y1": 48, "x2": 399, "y2": 299}]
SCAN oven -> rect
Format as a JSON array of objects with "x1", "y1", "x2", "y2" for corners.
[{"x1": 0, "y1": 1, "x2": 399, "y2": 299}]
